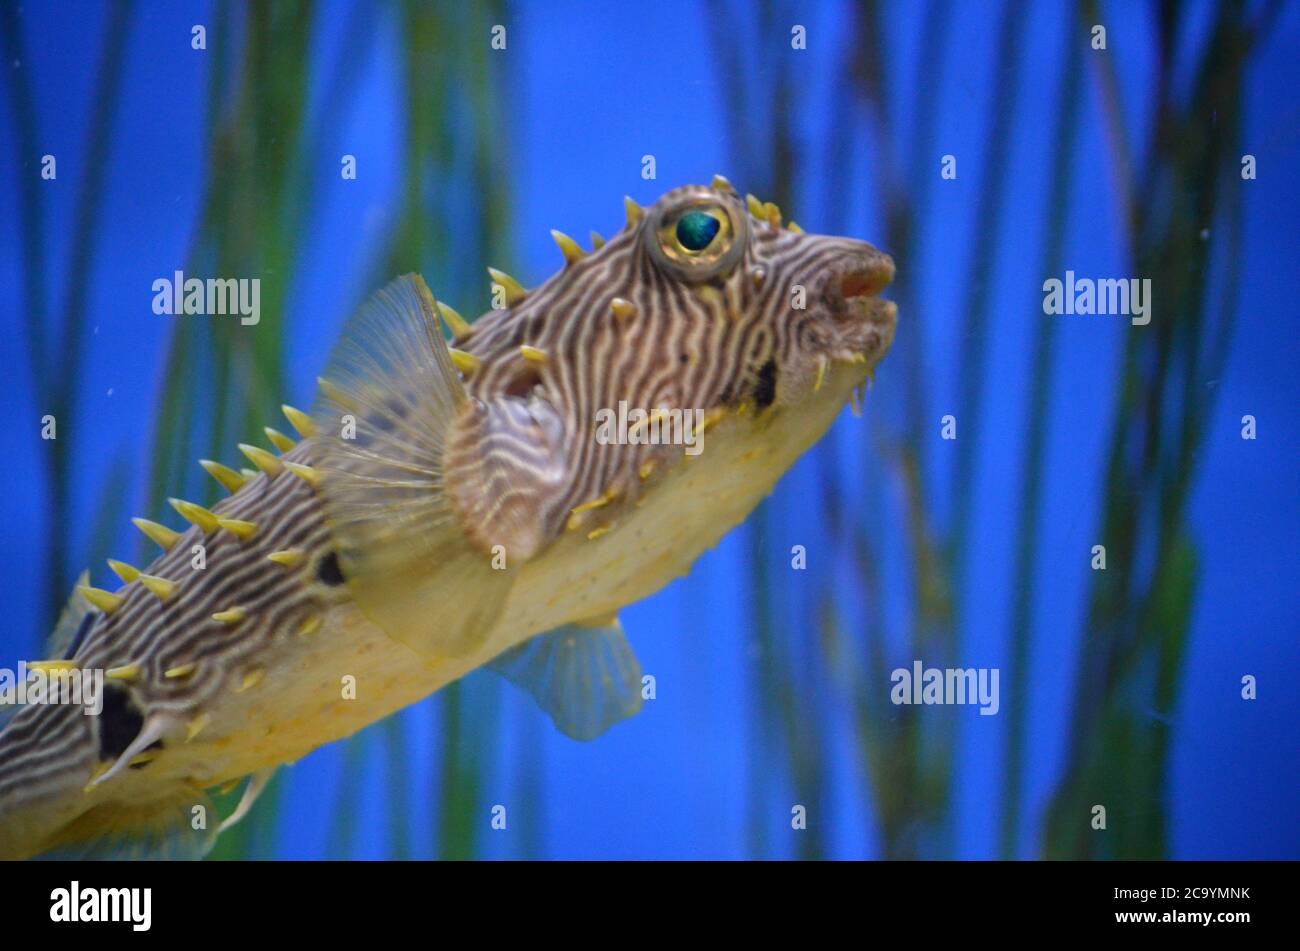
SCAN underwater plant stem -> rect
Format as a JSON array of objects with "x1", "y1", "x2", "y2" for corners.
[
  {"x1": 947, "y1": 0, "x2": 1028, "y2": 600},
  {"x1": 997, "y1": 20, "x2": 1083, "y2": 860},
  {"x1": 35, "y1": 2, "x2": 132, "y2": 628},
  {"x1": 1043, "y1": 2, "x2": 1257, "y2": 858}
]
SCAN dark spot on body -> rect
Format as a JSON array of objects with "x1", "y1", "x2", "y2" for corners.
[
  {"x1": 754, "y1": 359, "x2": 778, "y2": 410},
  {"x1": 98, "y1": 684, "x2": 160, "y2": 763},
  {"x1": 317, "y1": 551, "x2": 345, "y2": 586}
]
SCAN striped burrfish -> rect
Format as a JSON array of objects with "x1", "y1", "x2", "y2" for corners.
[{"x1": 0, "y1": 179, "x2": 896, "y2": 859}]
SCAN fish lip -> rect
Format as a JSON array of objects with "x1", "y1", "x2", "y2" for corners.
[
  {"x1": 824, "y1": 248, "x2": 896, "y2": 313},
  {"x1": 845, "y1": 289, "x2": 896, "y2": 340},
  {"x1": 844, "y1": 293, "x2": 897, "y2": 320},
  {"x1": 838, "y1": 261, "x2": 894, "y2": 301},
  {"x1": 847, "y1": 300, "x2": 897, "y2": 363},
  {"x1": 805, "y1": 243, "x2": 898, "y2": 371},
  {"x1": 828, "y1": 253, "x2": 897, "y2": 364}
]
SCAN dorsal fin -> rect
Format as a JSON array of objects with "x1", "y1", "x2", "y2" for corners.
[
  {"x1": 311, "y1": 274, "x2": 514, "y2": 658},
  {"x1": 46, "y1": 570, "x2": 92, "y2": 660}
]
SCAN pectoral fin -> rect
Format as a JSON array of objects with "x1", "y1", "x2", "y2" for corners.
[
  {"x1": 312, "y1": 274, "x2": 513, "y2": 658},
  {"x1": 489, "y1": 616, "x2": 644, "y2": 741}
]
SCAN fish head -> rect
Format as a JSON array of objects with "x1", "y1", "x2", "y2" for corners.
[
  {"x1": 466, "y1": 182, "x2": 899, "y2": 620},
  {"x1": 459, "y1": 178, "x2": 896, "y2": 420},
  {"x1": 425, "y1": 179, "x2": 899, "y2": 571},
  {"x1": 626, "y1": 180, "x2": 897, "y2": 414}
]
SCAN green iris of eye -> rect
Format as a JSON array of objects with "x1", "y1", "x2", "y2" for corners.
[{"x1": 676, "y1": 211, "x2": 721, "y2": 251}]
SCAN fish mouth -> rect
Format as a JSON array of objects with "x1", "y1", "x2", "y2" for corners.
[
  {"x1": 839, "y1": 263, "x2": 894, "y2": 301},
  {"x1": 825, "y1": 248, "x2": 898, "y2": 362}
]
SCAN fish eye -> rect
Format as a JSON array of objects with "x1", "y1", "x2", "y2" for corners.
[
  {"x1": 676, "y1": 211, "x2": 721, "y2": 252},
  {"x1": 647, "y1": 198, "x2": 748, "y2": 280}
]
